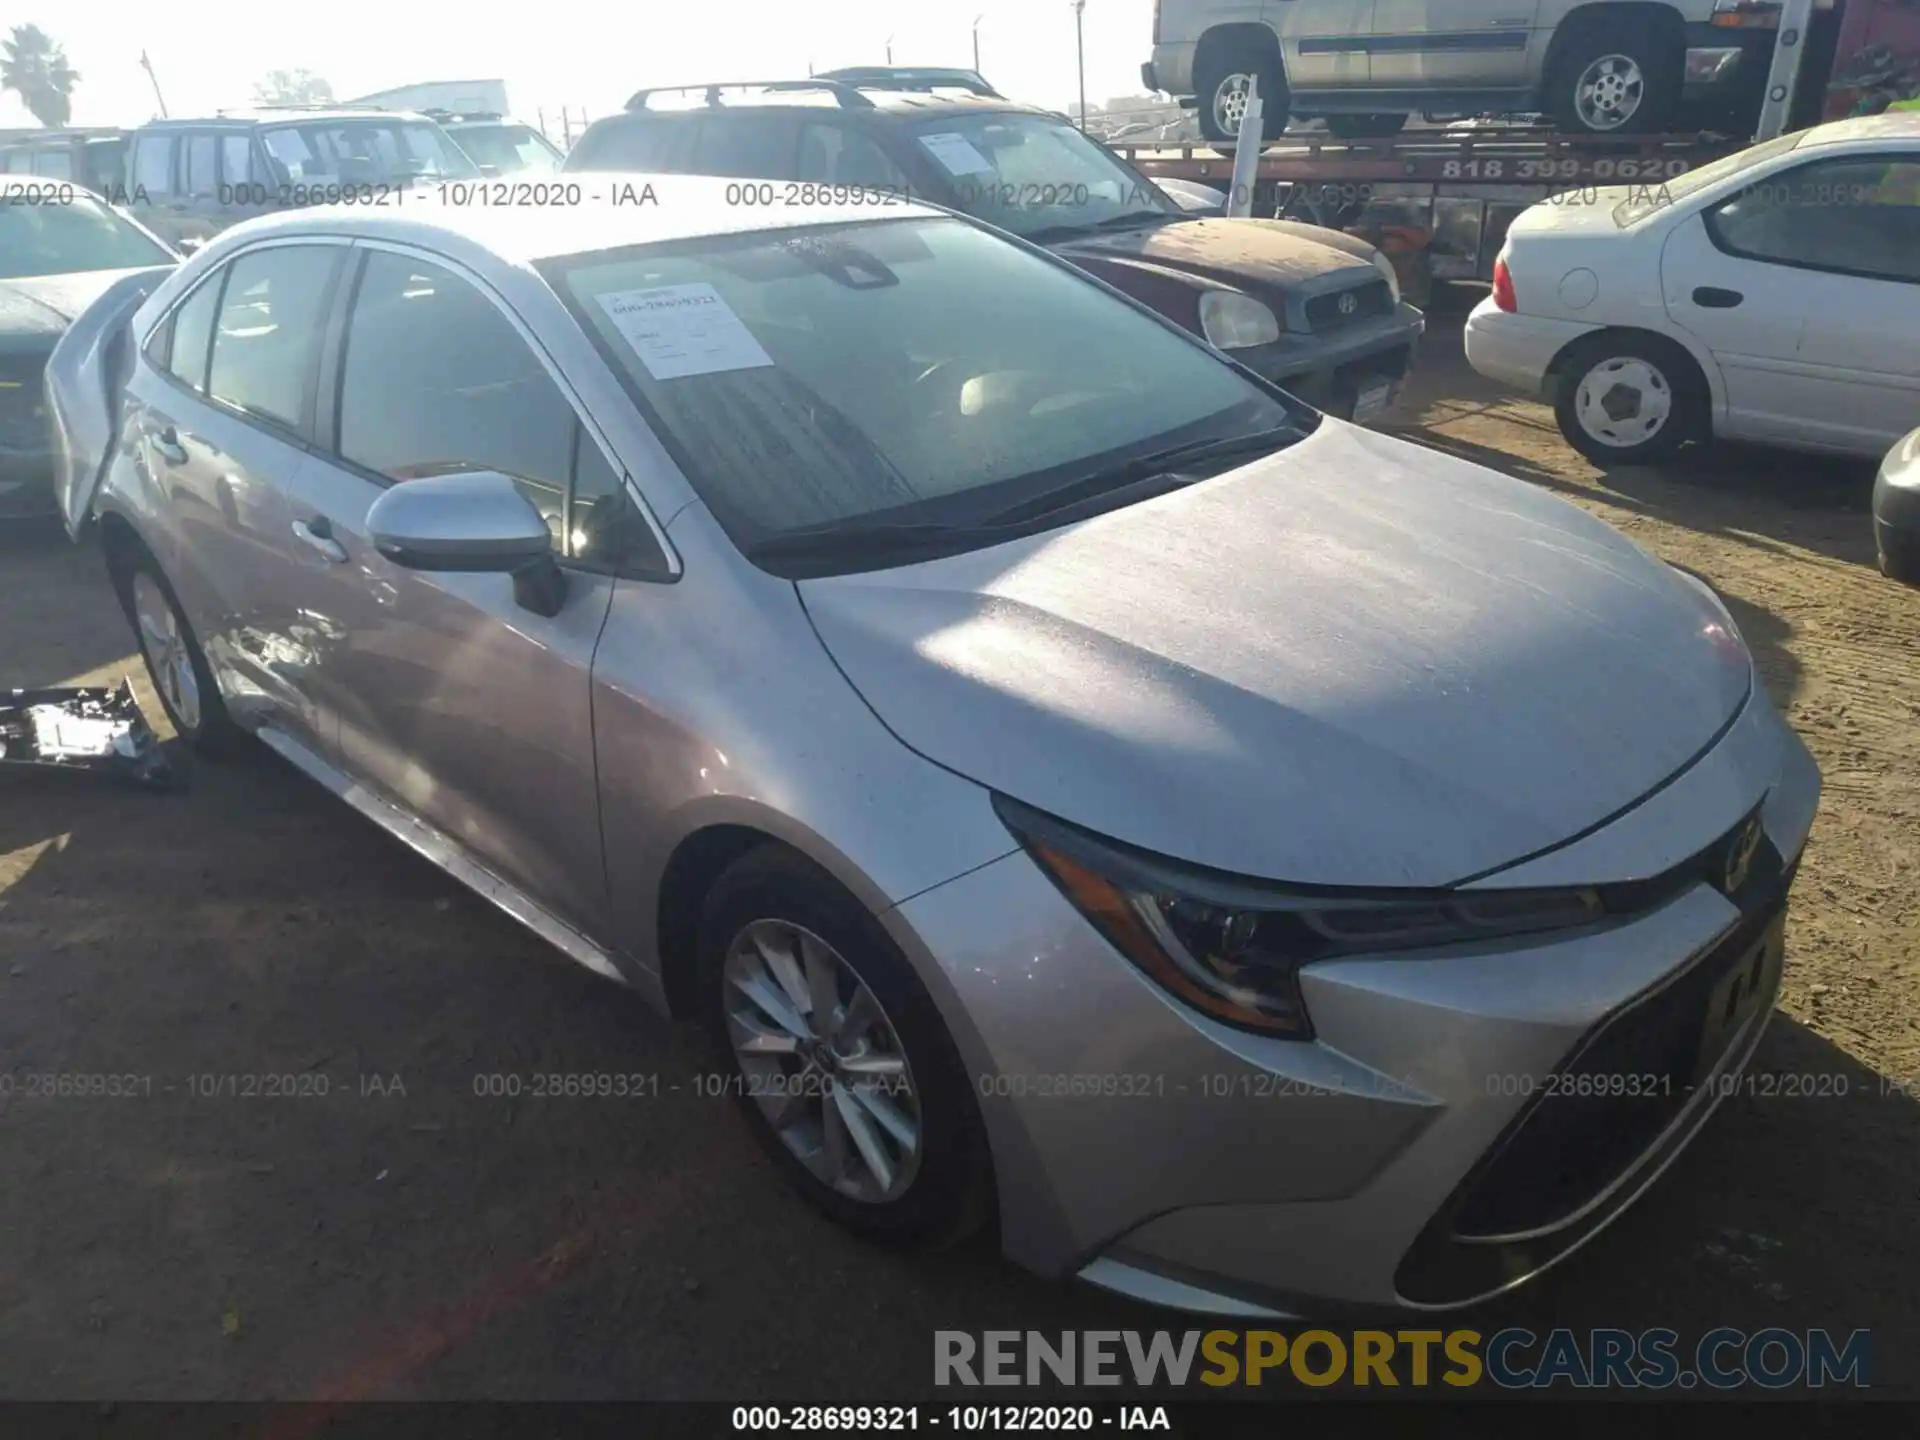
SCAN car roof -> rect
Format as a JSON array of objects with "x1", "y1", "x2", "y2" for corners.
[
  {"x1": 133, "y1": 108, "x2": 436, "y2": 129},
  {"x1": 614, "y1": 87, "x2": 1052, "y2": 125},
  {"x1": 1798, "y1": 112, "x2": 1920, "y2": 147},
  {"x1": 204, "y1": 171, "x2": 947, "y2": 263}
]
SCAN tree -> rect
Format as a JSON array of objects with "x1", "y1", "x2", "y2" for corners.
[
  {"x1": 253, "y1": 69, "x2": 334, "y2": 107},
  {"x1": 1, "y1": 24, "x2": 80, "y2": 128}
]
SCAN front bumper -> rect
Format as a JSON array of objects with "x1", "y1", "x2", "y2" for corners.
[
  {"x1": 1239, "y1": 302, "x2": 1425, "y2": 422},
  {"x1": 1463, "y1": 294, "x2": 1598, "y2": 398},
  {"x1": 887, "y1": 687, "x2": 1819, "y2": 1314}
]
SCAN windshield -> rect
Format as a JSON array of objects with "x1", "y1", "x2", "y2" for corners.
[
  {"x1": 910, "y1": 112, "x2": 1179, "y2": 239},
  {"x1": 449, "y1": 122, "x2": 563, "y2": 175},
  {"x1": 259, "y1": 120, "x2": 479, "y2": 185},
  {"x1": 0, "y1": 192, "x2": 174, "y2": 279},
  {"x1": 1613, "y1": 132, "x2": 1805, "y2": 225},
  {"x1": 544, "y1": 216, "x2": 1296, "y2": 574}
]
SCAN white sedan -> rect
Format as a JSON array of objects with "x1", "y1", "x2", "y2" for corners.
[{"x1": 1466, "y1": 114, "x2": 1920, "y2": 465}]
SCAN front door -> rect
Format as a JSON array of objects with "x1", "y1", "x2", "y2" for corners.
[
  {"x1": 1366, "y1": 0, "x2": 1540, "y2": 92},
  {"x1": 275, "y1": 245, "x2": 623, "y2": 939},
  {"x1": 1661, "y1": 151, "x2": 1920, "y2": 453}
]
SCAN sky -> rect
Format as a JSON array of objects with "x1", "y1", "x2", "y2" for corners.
[{"x1": 12, "y1": 0, "x2": 1161, "y2": 130}]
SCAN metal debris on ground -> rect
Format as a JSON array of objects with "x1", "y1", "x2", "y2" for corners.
[{"x1": 0, "y1": 679, "x2": 177, "y2": 790}]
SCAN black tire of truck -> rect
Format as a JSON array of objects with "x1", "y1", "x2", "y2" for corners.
[
  {"x1": 1546, "y1": 15, "x2": 1683, "y2": 136},
  {"x1": 1196, "y1": 49, "x2": 1291, "y2": 144}
]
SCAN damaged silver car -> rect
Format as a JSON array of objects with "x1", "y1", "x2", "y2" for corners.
[{"x1": 49, "y1": 180, "x2": 1817, "y2": 1317}]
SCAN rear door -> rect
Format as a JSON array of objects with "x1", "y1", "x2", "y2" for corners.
[
  {"x1": 274, "y1": 244, "x2": 647, "y2": 938},
  {"x1": 1661, "y1": 150, "x2": 1920, "y2": 453},
  {"x1": 121, "y1": 240, "x2": 345, "y2": 745},
  {"x1": 1279, "y1": 0, "x2": 1375, "y2": 91},
  {"x1": 1366, "y1": 0, "x2": 1540, "y2": 91}
]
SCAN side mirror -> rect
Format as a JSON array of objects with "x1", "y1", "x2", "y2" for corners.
[
  {"x1": 177, "y1": 236, "x2": 205, "y2": 254},
  {"x1": 366, "y1": 471, "x2": 567, "y2": 616}
]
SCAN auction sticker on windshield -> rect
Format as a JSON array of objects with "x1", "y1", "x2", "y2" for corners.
[
  {"x1": 593, "y1": 283, "x2": 774, "y2": 380},
  {"x1": 918, "y1": 132, "x2": 996, "y2": 177}
]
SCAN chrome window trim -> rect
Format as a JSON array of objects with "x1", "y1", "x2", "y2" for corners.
[{"x1": 351, "y1": 235, "x2": 684, "y2": 580}]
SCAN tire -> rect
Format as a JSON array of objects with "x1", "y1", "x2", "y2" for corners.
[
  {"x1": 1553, "y1": 332, "x2": 1708, "y2": 466},
  {"x1": 1546, "y1": 15, "x2": 1682, "y2": 136},
  {"x1": 1324, "y1": 113, "x2": 1408, "y2": 140},
  {"x1": 1195, "y1": 46, "x2": 1290, "y2": 144},
  {"x1": 697, "y1": 846, "x2": 994, "y2": 1248},
  {"x1": 1879, "y1": 526, "x2": 1920, "y2": 586},
  {"x1": 108, "y1": 540, "x2": 242, "y2": 757}
]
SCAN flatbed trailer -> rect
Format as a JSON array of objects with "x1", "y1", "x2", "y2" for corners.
[{"x1": 1111, "y1": 0, "x2": 1917, "y2": 290}]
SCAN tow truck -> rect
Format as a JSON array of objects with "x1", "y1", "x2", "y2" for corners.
[{"x1": 1108, "y1": 0, "x2": 1919, "y2": 296}]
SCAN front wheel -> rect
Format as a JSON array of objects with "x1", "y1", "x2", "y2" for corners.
[
  {"x1": 698, "y1": 847, "x2": 994, "y2": 1248},
  {"x1": 1196, "y1": 50, "x2": 1290, "y2": 143},
  {"x1": 1325, "y1": 113, "x2": 1408, "y2": 140},
  {"x1": 1553, "y1": 334, "x2": 1708, "y2": 466},
  {"x1": 1546, "y1": 18, "x2": 1682, "y2": 135}
]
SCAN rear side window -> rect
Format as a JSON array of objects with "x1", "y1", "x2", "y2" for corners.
[
  {"x1": 159, "y1": 276, "x2": 224, "y2": 391},
  {"x1": 1706, "y1": 155, "x2": 1920, "y2": 284},
  {"x1": 184, "y1": 133, "x2": 219, "y2": 197},
  {"x1": 222, "y1": 135, "x2": 257, "y2": 187},
  {"x1": 207, "y1": 246, "x2": 341, "y2": 432},
  {"x1": 132, "y1": 136, "x2": 175, "y2": 195},
  {"x1": 688, "y1": 113, "x2": 800, "y2": 179},
  {"x1": 32, "y1": 149, "x2": 74, "y2": 180},
  {"x1": 567, "y1": 116, "x2": 687, "y2": 172}
]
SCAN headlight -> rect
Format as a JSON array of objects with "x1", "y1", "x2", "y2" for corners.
[
  {"x1": 1369, "y1": 248, "x2": 1402, "y2": 306},
  {"x1": 997, "y1": 797, "x2": 1604, "y2": 1041},
  {"x1": 1198, "y1": 290, "x2": 1281, "y2": 350}
]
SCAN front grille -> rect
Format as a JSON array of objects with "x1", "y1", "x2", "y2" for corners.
[
  {"x1": 0, "y1": 358, "x2": 47, "y2": 452},
  {"x1": 1450, "y1": 861, "x2": 1789, "y2": 1241},
  {"x1": 1305, "y1": 279, "x2": 1392, "y2": 333}
]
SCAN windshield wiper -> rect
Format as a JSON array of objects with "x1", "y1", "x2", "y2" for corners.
[
  {"x1": 747, "y1": 518, "x2": 1013, "y2": 569},
  {"x1": 980, "y1": 425, "x2": 1309, "y2": 527},
  {"x1": 1087, "y1": 210, "x2": 1178, "y2": 231}
]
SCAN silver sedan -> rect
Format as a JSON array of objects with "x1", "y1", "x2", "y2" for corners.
[{"x1": 48, "y1": 176, "x2": 1819, "y2": 1317}]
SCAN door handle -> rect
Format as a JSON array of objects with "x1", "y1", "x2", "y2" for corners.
[
  {"x1": 1692, "y1": 286, "x2": 1744, "y2": 308},
  {"x1": 152, "y1": 425, "x2": 188, "y2": 466},
  {"x1": 292, "y1": 516, "x2": 348, "y2": 564}
]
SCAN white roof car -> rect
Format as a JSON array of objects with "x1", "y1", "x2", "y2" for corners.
[{"x1": 1464, "y1": 113, "x2": 1920, "y2": 464}]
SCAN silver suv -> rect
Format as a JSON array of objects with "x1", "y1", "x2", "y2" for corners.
[{"x1": 1145, "y1": 0, "x2": 1789, "y2": 140}]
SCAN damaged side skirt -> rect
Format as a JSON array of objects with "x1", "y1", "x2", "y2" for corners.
[{"x1": 0, "y1": 679, "x2": 177, "y2": 789}]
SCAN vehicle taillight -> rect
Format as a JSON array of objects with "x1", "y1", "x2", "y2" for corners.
[{"x1": 1492, "y1": 255, "x2": 1517, "y2": 313}]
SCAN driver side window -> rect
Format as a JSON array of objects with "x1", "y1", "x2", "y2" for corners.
[
  {"x1": 336, "y1": 250, "x2": 662, "y2": 571},
  {"x1": 1706, "y1": 155, "x2": 1920, "y2": 284}
]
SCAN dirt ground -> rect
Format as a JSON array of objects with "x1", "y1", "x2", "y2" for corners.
[{"x1": 2, "y1": 294, "x2": 1917, "y2": 1403}]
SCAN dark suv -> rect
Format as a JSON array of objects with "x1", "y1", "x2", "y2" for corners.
[{"x1": 564, "y1": 69, "x2": 1423, "y2": 422}]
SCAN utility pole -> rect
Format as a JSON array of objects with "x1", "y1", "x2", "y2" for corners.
[
  {"x1": 886, "y1": 33, "x2": 895, "y2": 65},
  {"x1": 138, "y1": 50, "x2": 169, "y2": 119},
  {"x1": 1073, "y1": 0, "x2": 1087, "y2": 130},
  {"x1": 974, "y1": 14, "x2": 985, "y2": 74}
]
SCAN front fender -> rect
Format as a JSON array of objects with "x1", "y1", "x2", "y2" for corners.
[{"x1": 45, "y1": 265, "x2": 173, "y2": 542}]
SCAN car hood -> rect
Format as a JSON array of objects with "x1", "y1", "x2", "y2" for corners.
[
  {"x1": 799, "y1": 421, "x2": 1752, "y2": 888},
  {"x1": 1048, "y1": 216, "x2": 1377, "y2": 295},
  {"x1": 0, "y1": 267, "x2": 156, "y2": 345}
]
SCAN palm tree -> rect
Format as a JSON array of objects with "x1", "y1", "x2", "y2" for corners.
[{"x1": 1, "y1": 24, "x2": 80, "y2": 128}]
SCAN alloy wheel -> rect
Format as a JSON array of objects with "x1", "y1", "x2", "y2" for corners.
[
  {"x1": 722, "y1": 919, "x2": 922, "y2": 1204},
  {"x1": 1213, "y1": 73, "x2": 1255, "y2": 135},
  {"x1": 131, "y1": 571, "x2": 202, "y2": 732},
  {"x1": 1575, "y1": 356, "x2": 1673, "y2": 450},
  {"x1": 1574, "y1": 54, "x2": 1646, "y2": 131}
]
